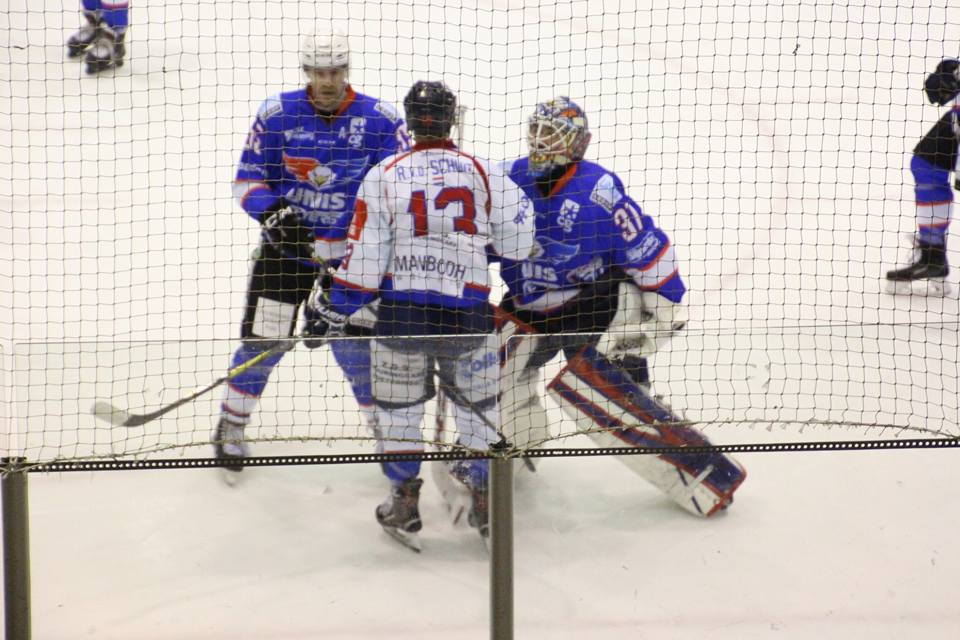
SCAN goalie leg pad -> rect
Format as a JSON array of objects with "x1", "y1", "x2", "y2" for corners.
[
  {"x1": 499, "y1": 367, "x2": 550, "y2": 450},
  {"x1": 547, "y1": 345, "x2": 746, "y2": 517},
  {"x1": 496, "y1": 306, "x2": 558, "y2": 451}
]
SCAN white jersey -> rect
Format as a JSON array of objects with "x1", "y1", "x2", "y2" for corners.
[{"x1": 336, "y1": 140, "x2": 534, "y2": 307}]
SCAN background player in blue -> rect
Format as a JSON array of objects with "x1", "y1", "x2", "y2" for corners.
[
  {"x1": 66, "y1": 1, "x2": 128, "y2": 74},
  {"x1": 214, "y1": 28, "x2": 408, "y2": 483},
  {"x1": 885, "y1": 57, "x2": 959, "y2": 296},
  {"x1": 493, "y1": 98, "x2": 745, "y2": 515}
]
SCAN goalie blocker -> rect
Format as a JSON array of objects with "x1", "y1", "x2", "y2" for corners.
[{"x1": 495, "y1": 286, "x2": 746, "y2": 517}]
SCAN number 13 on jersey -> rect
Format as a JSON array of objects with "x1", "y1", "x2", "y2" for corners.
[{"x1": 407, "y1": 187, "x2": 478, "y2": 236}]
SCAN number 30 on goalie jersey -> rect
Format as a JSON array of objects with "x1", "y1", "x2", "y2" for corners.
[{"x1": 334, "y1": 140, "x2": 534, "y2": 312}]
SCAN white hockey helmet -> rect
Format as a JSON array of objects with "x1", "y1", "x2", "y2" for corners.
[{"x1": 300, "y1": 28, "x2": 350, "y2": 70}]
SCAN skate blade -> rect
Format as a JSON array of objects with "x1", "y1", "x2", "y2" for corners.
[
  {"x1": 219, "y1": 467, "x2": 244, "y2": 487},
  {"x1": 381, "y1": 526, "x2": 422, "y2": 553},
  {"x1": 884, "y1": 279, "x2": 951, "y2": 297}
]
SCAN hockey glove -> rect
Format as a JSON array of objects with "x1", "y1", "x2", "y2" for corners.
[
  {"x1": 303, "y1": 279, "x2": 348, "y2": 349},
  {"x1": 596, "y1": 283, "x2": 687, "y2": 359},
  {"x1": 924, "y1": 58, "x2": 960, "y2": 105},
  {"x1": 261, "y1": 203, "x2": 316, "y2": 262}
]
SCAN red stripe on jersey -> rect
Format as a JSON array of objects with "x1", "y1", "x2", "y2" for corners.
[
  {"x1": 636, "y1": 268, "x2": 680, "y2": 291},
  {"x1": 638, "y1": 240, "x2": 671, "y2": 272},
  {"x1": 348, "y1": 199, "x2": 368, "y2": 241},
  {"x1": 333, "y1": 276, "x2": 378, "y2": 293},
  {"x1": 917, "y1": 200, "x2": 954, "y2": 207},
  {"x1": 236, "y1": 182, "x2": 271, "y2": 206},
  {"x1": 451, "y1": 149, "x2": 492, "y2": 218}
]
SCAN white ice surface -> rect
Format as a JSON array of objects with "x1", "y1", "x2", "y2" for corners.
[{"x1": 2, "y1": 0, "x2": 959, "y2": 637}]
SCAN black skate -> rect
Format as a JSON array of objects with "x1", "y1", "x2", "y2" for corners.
[
  {"x1": 885, "y1": 240, "x2": 950, "y2": 296},
  {"x1": 84, "y1": 29, "x2": 125, "y2": 75},
  {"x1": 213, "y1": 417, "x2": 249, "y2": 486},
  {"x1": 67, "y1": 11, "x2": 101, "y2": 58},
  {"x1": 376, "y1": 478, "x2": 424, "y2": 552}
]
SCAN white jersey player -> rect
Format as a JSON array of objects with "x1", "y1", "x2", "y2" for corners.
[{"x1": 307, "y1": 80, "x2": 534, "y2": 551}]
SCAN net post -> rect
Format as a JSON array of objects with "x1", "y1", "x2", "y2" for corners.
[
  {"x1": 489, "y1": 441, "x2": 513, "y2": 640},
  {"x1": 2, "y1": 457, "x2": 31, "y2": 640}
]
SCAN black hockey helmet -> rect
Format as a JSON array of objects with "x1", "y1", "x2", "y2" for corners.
[{"x1": 403, "y1": 80, "x2": 457, "y2": 139}]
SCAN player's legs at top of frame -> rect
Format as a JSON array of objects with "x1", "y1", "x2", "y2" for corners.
[
  {"x1": 886, "y1": 57, "x2": 959, "y2": 296},
  {"x1": 212, "y1": 27, "x2": 408, "y2": 483},
  {"x1": 66, "y1": 1, "x2": 128, "y2": 74}
]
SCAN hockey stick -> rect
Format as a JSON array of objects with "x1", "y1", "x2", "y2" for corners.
[
  {"x1": 91, "y1": 337, "x2": 301, "y2": 428},
  {"x1": 434, "y1": 374, "x2": 508, "y2": 447}
]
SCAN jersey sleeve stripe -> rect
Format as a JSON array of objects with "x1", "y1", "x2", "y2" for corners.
[
  {"x1": 464, "y1": 282, "x2": 492, "y2": 294},
  {"x1": 454, "y1": 150, "x2": 492, "y2": 217},
  {"x1": 637, "y1": 240, "x2": 671, "y2": 272},
  {"x1": 333, "y1": 276, "x2": 378, "y2": 293},
  {"x1": 233, "y1": 181, "x2": 272, "y2": 206},
  {"x1": 635, "y1": 268, "x2": 680, "y2": 291}
]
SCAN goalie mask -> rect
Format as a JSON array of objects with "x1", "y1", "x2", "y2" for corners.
[
  {"x1": 526, "y1": 97, "x2": 591, "y2": 177},
  {"x1": 403, "y1": 80, "x2": 458, "y2": 139}
]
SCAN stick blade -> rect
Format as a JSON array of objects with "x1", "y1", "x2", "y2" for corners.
[{"x1": 91, "y1": 401, "x2": 132, "y2": 426}]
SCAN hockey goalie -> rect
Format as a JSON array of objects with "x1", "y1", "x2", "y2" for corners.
[
  {"x1": 497, "y1": 284, "x2": 746, "y2": 518},
  {"x1": 437, "y1": 96, "x2": 745, "y2": 517}
]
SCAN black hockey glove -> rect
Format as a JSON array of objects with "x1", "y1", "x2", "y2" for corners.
[
  {"x1": 303, "y1": 278, "x2": 348, "y2": 349},
  {"x1": 924, "y1": 58, "x2": 960, "y2": 105},
  {"x1": 261, "y1": 202, "x2": 316, "y2": 262}
]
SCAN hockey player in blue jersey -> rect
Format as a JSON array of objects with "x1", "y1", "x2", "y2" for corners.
[
  {"x1": 885, "y1": 58, "x2": 959, "y2": 296},
  {"x1": 213, "y1": 29, "x2": 408, "y2": 483},
  {"x1": 307, "y1": 81, "x2": 534, "y2": 550},
  {"x1": 495, "y1": 97, "x2": 745, "y2": 516},
  {"x1": 66, "y1": 1, "x2": 128, "y2": 74}
]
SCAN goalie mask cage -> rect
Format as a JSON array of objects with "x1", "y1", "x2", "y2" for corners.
[{"x1": 2, "y1": 1, "x2": 960, "y2": 639}]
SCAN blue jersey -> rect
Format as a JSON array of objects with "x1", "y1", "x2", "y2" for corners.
[
  {"x1": 500, "y1": 158, "x2": 685, "y2": 310},
  {"x1": 233, "y1": 85, "x2": 408, "y2": 264},
  {"x1": 82, "y1": 1, "x2": 129, "y2": 33}
]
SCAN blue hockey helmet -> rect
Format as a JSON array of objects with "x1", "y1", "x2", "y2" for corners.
[
  {"x1": 404, "y1": 80, "x2": 457, "y2": 139},
  {"x1": 526, "y1": 97, "x2": 591, "y2": 177}
]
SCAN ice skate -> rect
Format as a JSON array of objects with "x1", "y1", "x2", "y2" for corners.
[
  {"x1": 84, "y1": 29, "x2": 125, "y2": 75},
  {"x1": 67, "y1": 11, "x2": 101, "y2": 58},
  {"x1": 213, "y1": 417, "x2": 249, "y2": 486},
  {"x1": 431, "y1": 460, "x2": 472, "y2": 524},
  {"x1": 449, "y1": 461, "x2": 489, "y2": 541},
  {"x1": 885, "y1": 239, "x2": 951, "y2": 296},
  {"x1": 375, "y1": 478, "x2": 424, "y2": 552}
]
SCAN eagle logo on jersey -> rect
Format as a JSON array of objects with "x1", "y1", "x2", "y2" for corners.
[
  {"x1": 530, "y1": 237, "x2": 580, "y2": 265},
  {"x1": 283, "y1": 154, "x2": 336, "y2": 189}
]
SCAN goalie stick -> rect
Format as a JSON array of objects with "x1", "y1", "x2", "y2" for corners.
[{"x1": 91, "y1": 337, "x2": 301, "y2": 427}]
